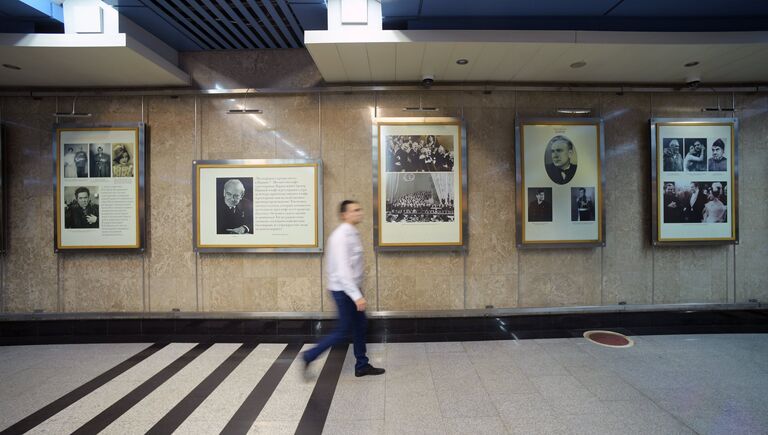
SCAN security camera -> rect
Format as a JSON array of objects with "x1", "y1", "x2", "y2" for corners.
[
  {"x1": 421, "y1": 74, "x2": 434, "y2": 88},
  {"x1": 685, "y1": 75, "x2": 701, "y2": 89}
]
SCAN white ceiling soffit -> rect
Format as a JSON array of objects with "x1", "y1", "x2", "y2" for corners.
[
  {"x1": 304, "y1": 30, "x2": 768, "y2": 84},
  {"x1": 0, "y1": 33, "x2": 189, "y2": 88}
]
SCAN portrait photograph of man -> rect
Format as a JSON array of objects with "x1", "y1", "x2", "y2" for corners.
[
  {"x1": 683, "y1": 138, "x2": 707, "y2": 172},
  {"x1": 64, "y1": 186, "x2": 99, "y2": 229},
  {"x1": 544, "y1": 135, "x2": 578, "y2": 185},
  {"x1": 662, "y1": 181, "x2": 683, "y2": 223},
  {"x1": 216, "y1": 177, "x2": 254, "y2": 234},
  {"x1": 708, "y1": 138, "x2": 728, "y2": 171},
  {"x1": 571, "y1": 187, "x2": 595, "y2": 222},
  {"x1": 662, "y1": 138, "x2": 684, "y2": 172},
  {"x1": 527, "y1": 187, "x2": 552, "y2": 222},
  {"x1": 89, "y1": 143, "x2": 112, "y2": 178}
]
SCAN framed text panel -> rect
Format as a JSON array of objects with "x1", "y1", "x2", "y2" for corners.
[
  {"x1": 373, "y1": 118, "x2": 467, "y2": 250},
  {"x1": 193, "y1": 159, "x2": 323, "y2": 253},
  {"x1": 515, "y1": 118, "x2": 605, "y2": 248},
  {"x1": 651, "y1": 118, "x2": 738, "y2": 245},
  {"x1": 54, "y1": 123, "x2": 145, "y2": 252}
]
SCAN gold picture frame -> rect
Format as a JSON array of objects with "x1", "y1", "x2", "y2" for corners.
[{"x1": 515, "y1": 118, "x2": 605, "y2": 248}]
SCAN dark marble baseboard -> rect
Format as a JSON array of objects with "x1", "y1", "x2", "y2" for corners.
[{"x1": 1, "y1": 309, "x2": 766, "y2": 345}]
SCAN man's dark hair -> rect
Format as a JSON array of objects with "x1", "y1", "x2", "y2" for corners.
[
  {"x1": 536, "y1": 189, "x2": 545, "y2": 194},
  {"x1": 712, "y1": 139, "x2": 725, "y2": 151},
  {"x1": 74, "y1": 187, "x2": 90, "y2": 198},
  {"x1": 340, "y1": 200, "x2": 358, "y2": 214},
  {"x1": 579, "y1": 188, "x2": 586, "y2": 193}
]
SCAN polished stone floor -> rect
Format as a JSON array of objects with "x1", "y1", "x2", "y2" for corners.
[{"x1": 0, "y1": 334, "x2": 766, "y2": 434}]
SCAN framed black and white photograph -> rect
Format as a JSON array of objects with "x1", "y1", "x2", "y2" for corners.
[
  {"x1": 193, "y1": 160, "x2": 322, "y2": 253},
  {"x1": 373, "y1": 117, "x2": 467, "y2": 250},
  {"x1": 651, "y1": 118, "x2": 738, "y2": 245},
  {"x1": 54, "y1": 124, "x2": 145, "y2": 252},
  {"x1": 515, "y1": 118, "x2": 605, "y2": 247}
]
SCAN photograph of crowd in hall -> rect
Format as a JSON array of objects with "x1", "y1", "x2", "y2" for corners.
[
  {"x1": 384, "y1": 135, "x2": 454, "y2": 172},
  {"x1": 62, "y1": 144, "x2": 89, "y2": 178},
  {"x1": 385, "y1": 173, "x2": 454, "y2": 223},
  {"x1": 571, "y1": 187, "x2": 595, "y2": 222},
  {"x1": 663, "y1": 181, "x2": 728, "y2": 224}
]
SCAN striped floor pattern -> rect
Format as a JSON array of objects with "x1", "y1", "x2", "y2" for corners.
[{"x1": 2, "y1": 335, "x2": 767, "y2": 434}]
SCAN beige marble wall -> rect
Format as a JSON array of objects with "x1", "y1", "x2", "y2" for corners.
[{"x1": 1, "y1": 89, "x2": 765, "y2": 314}]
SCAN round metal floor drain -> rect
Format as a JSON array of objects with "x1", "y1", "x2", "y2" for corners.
[{"x1": 583, "y1": 330, "x2": 634, "y2": 348}]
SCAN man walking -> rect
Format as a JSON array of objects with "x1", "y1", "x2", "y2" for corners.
[{"x1": 303, "y1": 200, "x2": 384, "y2": 377}]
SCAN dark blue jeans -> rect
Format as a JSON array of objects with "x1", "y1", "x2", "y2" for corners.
[{"x1": 303, "y1": 291, "x2": 369, "y2": 370}]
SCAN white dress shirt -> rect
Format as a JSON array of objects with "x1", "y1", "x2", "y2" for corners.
[{"x1": 325, "y1": 222, "x2": 364, "y2": 301}]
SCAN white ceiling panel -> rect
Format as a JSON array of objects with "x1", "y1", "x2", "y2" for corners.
[
  {"x1": 336, "y1": 43, "x2": 371, "y2": 81},
  {"x1": 366, "y1": 43, "x2": 397, "y2": 81},
  {"x1": 419, "y1": 43, "x2": 454, "y2": 80},
  {"x1": 306, "y1": 29, "x2": 768, "y2": 84},
  {"x1": 306, "y1": 43, "x2": 348, "y2": 82}
]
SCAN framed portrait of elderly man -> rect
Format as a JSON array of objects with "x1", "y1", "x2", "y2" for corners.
[
  {"x1": 373, "y1": 117, "x2": 467, "y2": 250},
  {"x1": 515, "y1": 118, "x2": 605, "y2": 248},
  {"x1": 193, "y1": 159, "x2": 323, "y2": 253},
  {"x1": 54, "y1": 124, "x2": 145, "y2": 252},
  {"x1": 651, "y1": 118, "x2": 738, "y2": 245}
]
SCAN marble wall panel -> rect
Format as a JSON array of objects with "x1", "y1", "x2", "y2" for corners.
[
  {"x1": 649, "y1": 93, "x2": 733, "y2": 304},
  {"x1": 734, "y1": 94, "x2": 768, "y2": 302},
  {"x1": 600, "y1": 93, "x2": 653, "y2": 304},
  {"x1": 179, "y1": 49, "x2": 323, "y2": 89},
  {"x1": 514, "y1": 92, "x2": 603, "y2": 308},
  {"x1": 60, "y1": 255, "x2": 144, "y2": 311},
  {"x1": 2, "y1": 98, "x2": 59, "y2": 312},
  {"x1": 146, "y1": 96, "x2": 197, "y2": 311}
]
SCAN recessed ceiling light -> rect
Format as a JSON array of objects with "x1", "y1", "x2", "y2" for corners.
[
  {"x1": 684, "y1": 61, "x2": 700, "y2": 67},
  {"x1": 456, "y1": 59, "x2": 469, "y2": 65},
  {"x1": 570, "y1": 61, "x2": 587, "y2": 69},
  {"x1": 2, "y1": 63, "x2": 21, "y2": 70}
]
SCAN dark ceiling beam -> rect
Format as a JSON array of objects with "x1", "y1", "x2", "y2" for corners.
[
  {"x1": 186, "y1": 0, "x2": 241, "y2": 49},
  {"x1": 233, "y1": 0, "x2": 278, "y2": 48},
  {"x1": 201, "y1": 0, "x2": 255, "y2": 49},
  {"x1": 144, "y1": 0, "x2": 216, "y2": 49},
  {"x1": 276, "y1": 0, "x2": 304, "y2": 44},
  {"x1": 261, "y1": 0, "x2": 299, "y2": 48},
  {"x1": 213, "y1": 0, "x2": 266, "y2": 49},
  {"x1": 245, "y1": 0, "x2": 288, "y2": 48},
  {"x1": 165, "y1": 0, "x2": 232, "y2": 49}
]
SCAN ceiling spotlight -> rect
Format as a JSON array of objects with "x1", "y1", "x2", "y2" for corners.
[
  {"x1": 2, "y1": 63, "x2": 21, "y2": 70},
  {"x1": 557, "y1": 108, "x2": 592, "y2": 114},
  {"x1": 570, "y1": 61, "x2": 587, "y2": 69},
  {"x1": 456, "y1": 59, "x2": 469, "y2": 65},
  {"x1": 684, "y1": 61, "x2": 700, "y2": 67}
]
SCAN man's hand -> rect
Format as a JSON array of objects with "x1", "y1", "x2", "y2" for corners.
[
  {"x1": 355, "y1": 297, "x2": 367, "y2": 311},
  {"x1": 85, "y1": 214, "x2": 98, "y2": 224}
]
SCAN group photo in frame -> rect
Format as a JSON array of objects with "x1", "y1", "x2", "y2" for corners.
[
  {"x1": 515, "y1": 118, "x2": 605, "y2": 247},
  {"x1": 54, "y1": 123, "x2": 145, "y2": 252},
  {"x1": 193, "y1": 159, "x2": 322, "y2": 253},
  {"x1": 373, "y1": 117, "x2": 466, "y2": 250},
  {"x1": 651, "y1": 118, "x2": 738, "y2": 245}
]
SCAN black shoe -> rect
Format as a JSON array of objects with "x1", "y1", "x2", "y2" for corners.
[{"x1": 355, "y1": 364, "x2": 385, "y2": 377}]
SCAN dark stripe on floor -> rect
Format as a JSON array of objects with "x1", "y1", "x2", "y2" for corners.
[
  {"x1": 71, "y1": 342, "x2": 213, "y2": 435},
  {"x1": 294, "y1": 344, "x2": 348, "y2": 435},
  {"x1": 220, "y1": 343, "x2": 302, "y2": 435},
  {"x1": 0, "y1": 342, "x2": 167, "y2": 435},
  {"x1": 145, "y1": 342, "x2": 258, "y2": 435}
]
